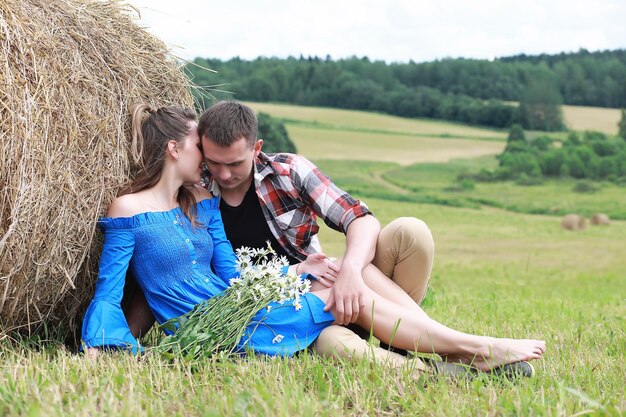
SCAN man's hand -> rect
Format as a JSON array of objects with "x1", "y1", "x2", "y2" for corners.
[{"x1": 323, "y1": 261, "x2": 366, "y2": 325}]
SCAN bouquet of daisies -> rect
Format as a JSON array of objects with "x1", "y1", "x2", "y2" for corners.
[{"x1": 156, "y1": 244, "x2": 311, "y2": 361}]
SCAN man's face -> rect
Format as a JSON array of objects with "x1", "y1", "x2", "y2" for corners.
[{"x1": 201, "y1": 136, "x2": 262, "y2": 191}]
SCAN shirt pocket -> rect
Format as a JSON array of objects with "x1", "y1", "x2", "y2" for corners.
[
  {"x1": 274, "y1": 209, "x2": 319, "y2": 249},
  {"x1": 274, "y1": 209, "x2": 308, "y2": 230}
]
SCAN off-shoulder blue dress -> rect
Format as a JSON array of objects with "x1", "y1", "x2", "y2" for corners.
[{"x1": 81, "y1": 198, "x2": 335, "y2": 356}]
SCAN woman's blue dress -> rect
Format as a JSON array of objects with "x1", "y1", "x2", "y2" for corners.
[{"x1": 81, "y1": 198, "x2": 335, "y2": 356}]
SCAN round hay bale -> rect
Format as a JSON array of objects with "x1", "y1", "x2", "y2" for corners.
[
  {"x1": 591, "y1": 213, "x2": 610, "y2": 226},
  {"x1": 561, "y1": 214, "x2": 586, "y2": 231},
  {"x1": 0, "y1": 0, "x2": 194, "y2": 335}
]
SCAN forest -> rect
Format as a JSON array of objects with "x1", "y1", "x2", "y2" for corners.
[{"x1": 187, "y1": 49, "x2": 626, "y2": 131}]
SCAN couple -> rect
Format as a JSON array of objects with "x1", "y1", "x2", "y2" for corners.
[{"x1": 83, "y1": 101, "x2": 546, "y2": 374}]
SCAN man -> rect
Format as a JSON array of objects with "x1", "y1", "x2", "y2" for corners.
[{"x1": 196, "y1": 101, "x2": 435, "y2": 366}]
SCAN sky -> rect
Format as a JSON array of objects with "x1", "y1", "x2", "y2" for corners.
[{"x1": 125, "y1": 0, "x2": 626, "y2": 63}]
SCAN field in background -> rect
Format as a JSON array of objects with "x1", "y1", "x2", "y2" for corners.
[
  {"x1": 562, "y1": 105, "x2": 622, "y2": 134},
  {"x1": 250, "y1": 101, "x2": 623, "y2": 138},
  {"x1": 247, "y1": 102, "x2": 507, "y2": 139},
  {"x1": 285, "y1": 125, "x2": 505, "y2": 164},
  {"x1": 2, "y1": 103, "x2": 624, "y2": 416},
  {"x1": 247, "y1": 101, "x2": 508, "y2": 165}
]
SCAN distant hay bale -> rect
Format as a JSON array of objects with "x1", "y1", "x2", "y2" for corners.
[
  {"x1": 591, "y1": 213, "x2": 610, "y2": 226},
  {"x1": 561, "y1": 214, "x2": 586, "y2": 231},
  {"x1": 0, "y1": 0, "x2": 193, "y2": 335}
]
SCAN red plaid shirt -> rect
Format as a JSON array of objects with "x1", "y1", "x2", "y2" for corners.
[{"x1": 202, "y1": 152, "x2": 372, "y2": 261}]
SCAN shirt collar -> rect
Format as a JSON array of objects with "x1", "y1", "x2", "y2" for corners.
[
  {"x1": 201, "y1": 152, "x2": 279, "y2": 197},
  {"x1": 256, "y1": 152, "x2": 291, "y2": 178},
  {"x1": 255, "y1": 152, "x2": 273, "y2": 181}
]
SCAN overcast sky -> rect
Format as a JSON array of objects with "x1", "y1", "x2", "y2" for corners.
[{"x1": 125, "y1": 0, "x2": 626, "y2": 63}]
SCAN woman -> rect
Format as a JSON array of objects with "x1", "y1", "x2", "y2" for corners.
[
  {"x1": 84, "y1": 104, "x2": 546, "y2": 371},
  {"x1": 83, "y1": 104, "x2": 338, "y2": 357}
]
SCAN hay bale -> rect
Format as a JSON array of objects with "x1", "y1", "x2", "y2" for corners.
[
  {"x1": 0, "y1": 0, "x2": 193, "y2": 335},
  {"x1": 591, "y1": 213, "x2": 610, "y2": 226},
  {"x1": 561, "y1": 214, "x2": 586, "y2": 231}
]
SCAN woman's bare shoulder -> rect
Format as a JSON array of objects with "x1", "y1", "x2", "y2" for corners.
[
  {"x1": 188, "y1": 184, "x2": 214, "y2": 202},
  {"x1": 106, "y1": 194, "x2": 146, "y2": 218}
]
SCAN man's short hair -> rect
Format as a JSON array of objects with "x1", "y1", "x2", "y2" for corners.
[{"x1": 198, "y1": 100, "x2": 258, "y2": 147}]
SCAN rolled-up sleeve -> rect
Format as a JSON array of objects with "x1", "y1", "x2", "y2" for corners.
[
  {"x1": 81, "y1": 226, "x2": 140, "y2": 353},
  {"x1": 291, "y1": 155, "x2": 372, "y2": 233}
]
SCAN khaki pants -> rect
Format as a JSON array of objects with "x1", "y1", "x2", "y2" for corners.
[{"x1": 312, "y1": 217, "x2": 435, "y2": 369}]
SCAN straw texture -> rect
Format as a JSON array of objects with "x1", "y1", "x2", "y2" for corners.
[{"x1": 0, "y1": 0, "x2": 193, "y2": 335}]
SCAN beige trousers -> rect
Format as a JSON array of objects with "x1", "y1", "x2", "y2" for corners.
[{"x1": 312, "y1": 217, "x2": 435, "y2": 368}]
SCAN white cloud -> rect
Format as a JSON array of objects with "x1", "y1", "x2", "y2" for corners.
[{"x1": 125, "y1": 0, "x2": 626, "y2": 62}]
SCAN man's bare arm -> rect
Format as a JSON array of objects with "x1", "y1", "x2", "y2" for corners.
[{"x1": 324, "y1": 215, "x2": 380, "y2": 324}]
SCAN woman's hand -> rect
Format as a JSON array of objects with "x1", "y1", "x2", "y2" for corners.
[
  {"x1": 298, "y1": 253, "x2": 340, "y2": 288},
  {"x1": 86, "y1": 347, "x2": 101, "y2": 360}
]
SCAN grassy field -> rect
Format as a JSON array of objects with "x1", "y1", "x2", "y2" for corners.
[
  {"x1": 2, "y1": 104, "x2": 624, "y2": 416},
  {"x1": 2, "y1": 199, "x2": 624, "y2": 416},
  {"x1": 562, "y1": 105, "x2": 622, "y2": 135},
  {"x1": 249, "y1": 101, "x2": 623, "y2": 138},
  {"x1": 246, "y1": 102, "x2": 507, "y2": 140},
  {"x1": 381, "y1": 159, "x2": 626, "y2": 220},
  {"x1": 310, "y1": 157, "x2": 626, "y2": 221},
  {"x1": 285, "y1": 125, "x2": 505, "y2": 165},
  {"x1": 247, "y1": 101, "x2": 508, "y2": 166}
]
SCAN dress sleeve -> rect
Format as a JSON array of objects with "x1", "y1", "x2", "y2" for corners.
[
  {"x1": 207, "y1": 205, "x2": 240, "y2": 284},
  {"x1": 81, "y1": 225, "x2": 141, "y2": 353},
  {"x1": 290, "y1": 155, "x2": 372, "y2": 233}
]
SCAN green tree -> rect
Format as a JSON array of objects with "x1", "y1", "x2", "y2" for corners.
[
  {"x1": 539, "y1": 149, "x2": 565, "y2": 176},
  {"x1": 618, "y1": 109, "x2": 626, "y2": 140},
  {"x1": 564, "y1": 131, "x2": 582, "y2": 146},
  {"x1": 517, "y1": 71, "x2": 565, "y2": 131},
  {"x1": 507, "y1": 124, "x2": 526, "y2": 142},
  {"x1": 257, "y1": 113, "x2": 297, "y2": 153},
  {"x1": 498, "y1": 152, "x2": 541, "y2": 178},
  {"x1": 503, "y1": 124, "x2": 528, "y2": 154},
  {"x1": 530, "y1": 135, "x2": 553, "y2": 151}
]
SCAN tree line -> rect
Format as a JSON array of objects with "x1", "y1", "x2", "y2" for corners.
[
  {"x1": 186, "y1": 49, "x2": 625, "y2": 131},
  {"x1": 463, "y1": 121, "x2": 626, "y2": 185}
]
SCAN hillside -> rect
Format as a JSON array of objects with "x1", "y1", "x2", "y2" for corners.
[
  {"x1": 247, "y1": 102, "x2": 626, "y2": 220},
  {"x1": 247, "y1": 102, "x2": 506, "y2": 165}
]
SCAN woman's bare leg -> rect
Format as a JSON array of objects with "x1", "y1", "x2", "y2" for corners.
[{"x1": 311, "y1": 286, "x2": 546, "y2": 372}]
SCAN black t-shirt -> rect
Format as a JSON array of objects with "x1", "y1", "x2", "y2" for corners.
[{"x1": 219, "y1": 181, "x2": 300, "y2": 265}]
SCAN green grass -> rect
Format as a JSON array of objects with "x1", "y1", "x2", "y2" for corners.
[
  {"x1": 2, "y1": 196, "x2": 624, "y2": 416},
  {"x1": 285, "y1": 124, "x2": 505, "y2": 166},
  {"x1": 246, "y1": 101, "x2": 508, "y2": 139},
  {"x1": 380, "y1": 157, "x2": 626, "y2": 220},
  {"x1": 312, "y1": 155, "x2": 626, "y2": 220}
]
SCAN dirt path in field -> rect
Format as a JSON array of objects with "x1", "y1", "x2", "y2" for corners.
[{"x1": 370, "y1": 171, "x2": 410, "y2": 195}]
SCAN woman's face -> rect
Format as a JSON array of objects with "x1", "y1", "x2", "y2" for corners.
[{"x1": 177, "y1": 121, "x2": 203, "y2": 184}]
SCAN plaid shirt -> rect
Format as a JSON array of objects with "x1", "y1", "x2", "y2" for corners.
[{"x1": 202, "y1": 152, "x2": 372, "y2": 261}]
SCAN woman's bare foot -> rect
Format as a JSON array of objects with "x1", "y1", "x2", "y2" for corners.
[
  {"x1": 443, "y1": 338, "x2": 546, "y2": 372},
  {"x1": 465, "y1": 337, "x2": 546, "y2": 371}
]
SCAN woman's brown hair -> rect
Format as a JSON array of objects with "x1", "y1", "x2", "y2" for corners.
[{"x1": 120, "y1": 103, "x2": 200, "y2": 226}]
